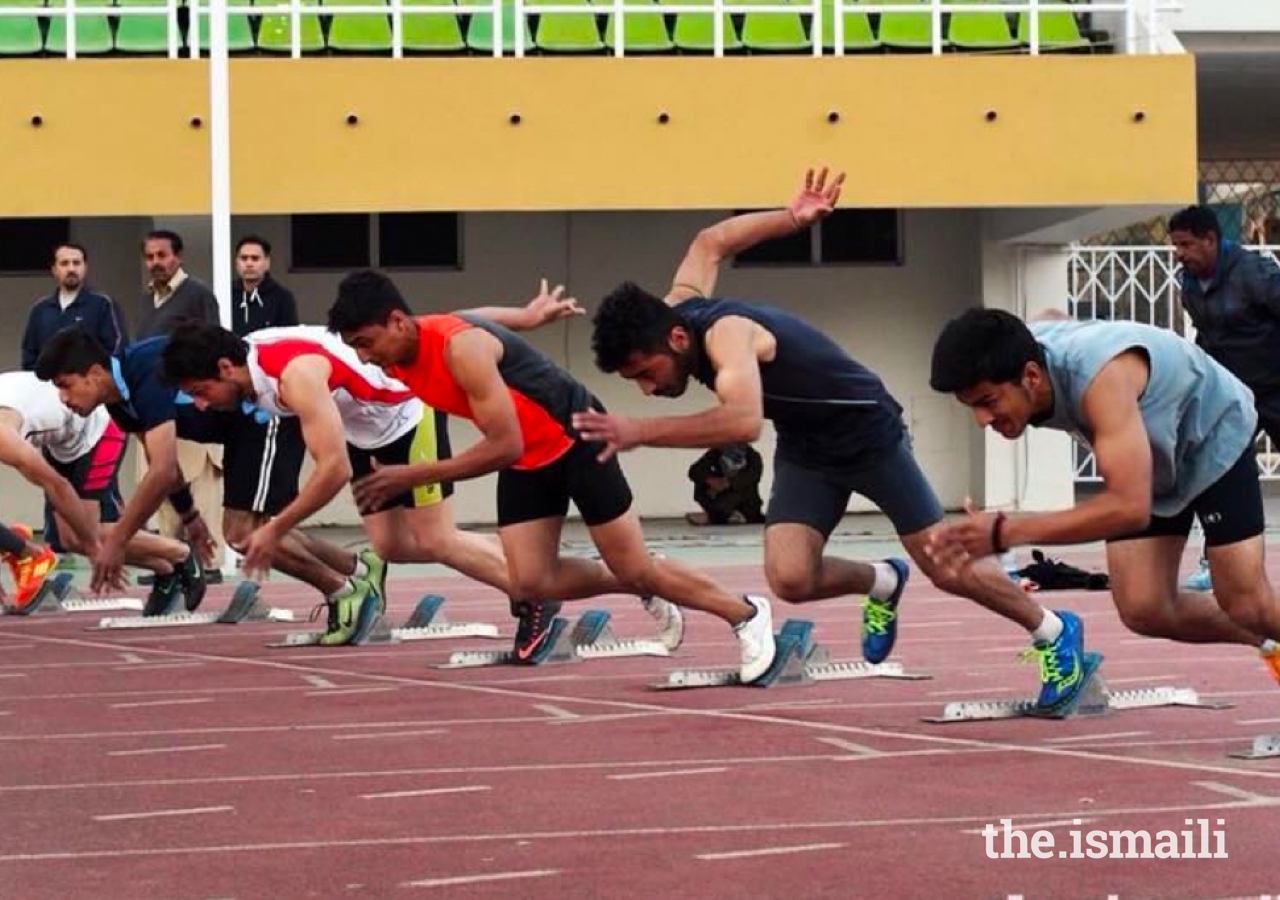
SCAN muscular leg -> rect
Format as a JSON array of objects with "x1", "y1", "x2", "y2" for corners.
[
  {"x1": 1107, "y1": 535, "x2": 1264, "y2": 645},
  {"x1": 499, "y1": 516, "x2": 633, "y2": 602},
  {"x1": 363, "y1": 498, "x2": 512, "y2": 593},
  {"x1": 292, "y1": 531, "x2": 358, "y2": 576},
  {"x1": 763, "y1": 522, "x2": 876, "y2": 602},
  {"x1": 222, "y1": 508, "x2": 346, "y2": 597},
  {"x1": 1207, "y1": 534, "x2": 1280, "y2": 642}
]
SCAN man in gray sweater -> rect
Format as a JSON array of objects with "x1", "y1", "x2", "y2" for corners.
[{"x1": 135, "y1": 230, "x2": 226, "y2": 573}]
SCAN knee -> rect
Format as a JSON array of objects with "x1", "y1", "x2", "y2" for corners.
[
  {"x1": 1215, "y1": 589, "x2": 1272, "y2": 636},
  {"x1": 607, "y1": 557, "x2": 657, "y2": 597},
  {"x1": 766, "y1": 565, "x2": 816, "y2": 603},
  {"x1": 1116, "y1": 603, "x2": 1171, "y2": 638},
  {"x1": 222, "y1": 518, "x2": 253, "y2": 551}
]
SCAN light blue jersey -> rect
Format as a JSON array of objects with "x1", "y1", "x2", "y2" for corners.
[{"x1": 1030, "y1": 319, "x2": 1257, "y2": 517}]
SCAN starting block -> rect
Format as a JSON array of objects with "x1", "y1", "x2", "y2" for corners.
[
  {"x1": 3, "y1": 572, "x2": 145, "y2": 617},
  {"x1": 650, "y1": 618, "x2": 933, "y2": 690},
  {"x1": 94, "y1": 581, "x2": 294, "y2": 630},
  {"x1": 1229, "y1": 734, "x2": 1280, "y2": 760},
  {"x1": 922, "y1": 653, "x2": 1232, "y2": 722},
  {"x1": 269, "y1": 594, "x2": 500, "y2": 648},
  {"x1": 438, "y1": 608, "x2": 670, "y2": 669}
]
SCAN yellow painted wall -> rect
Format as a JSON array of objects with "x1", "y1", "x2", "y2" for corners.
[{"x1": 0, "y1": 54, "x2": 1196, "y2": 215}]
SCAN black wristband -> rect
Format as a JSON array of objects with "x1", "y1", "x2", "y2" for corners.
[{"x1": 991, "y1": 512, "x2": 1008, "y2": 555}]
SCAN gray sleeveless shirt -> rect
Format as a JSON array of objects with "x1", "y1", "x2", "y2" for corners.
[{"x1": 1030, "y1": 319, "x2": 1257, "y2": 516}]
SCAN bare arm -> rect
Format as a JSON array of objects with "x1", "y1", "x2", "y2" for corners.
[
  {"x1": 269, "y1": 357, "x2": 353, "y2": 534},
  {"x1": 404, "y1": 329, "x2": 524, "y2": 484},
  {"x1": 666, "y1": 168, "x2": 844, "y2": 304},
  {"x1": 113, "y1": 422, "x2": 185, "y2": 546},
  {"x1": 458, "y1": 279, "x2": 584, "y2": 332},
  {"x1": 0, "y1": 427, "x2": 101, "y2": 553},
  {"x1": 633, "y1": 317, "x2": 765, "y2": 448},
  {"x1": 1002, "y1": 355, "x2": 1153, "y2": 547}
]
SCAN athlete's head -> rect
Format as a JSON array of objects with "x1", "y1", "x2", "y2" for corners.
[
  {"x1": 327, "y1": 270, "x2": 418, "y2": 369},
  {"x1": 930, "y1": 308, "x2": 1050, "y2": 440},
  {"x1": 1168, "y1": 205, "x2": 1220, "y2": 279},
  {"x1": 592, "y1": 282, "x2": 697, "y2": 398},
  {"x1": 161, "y1": 321, "x2": 251, "y2": 411},
  {"x1": 33, "y1": 326, "x2": 114, "y2": 416}
]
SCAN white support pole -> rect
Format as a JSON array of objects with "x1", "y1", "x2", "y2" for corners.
[{"x1": 209, "y1": 0, "x2": 233, "y2": 332}]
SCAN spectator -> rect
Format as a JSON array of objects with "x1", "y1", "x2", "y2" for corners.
[
  {"x1": 21, "y1": 242, "x2": 126, "y2": 370},
  {"x1": 134, "y1": 230, "x2": 225, "y2": 577},
  {"x1": 1169, "y1": 204, "x2": 1280, "y2": 591},
  {"x1": 232, "y1": 235, "x2": 298, "y2": 336},
  {"x1": 686, "y1": 443, "x2": 765, "y2": 526}
]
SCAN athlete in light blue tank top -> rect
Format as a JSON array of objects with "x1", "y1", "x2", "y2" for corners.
[
  {"x1": 579, "y1": 169, "x2": 1093, "y2": 714},
  {"x1": 929, "y1": 308, "x2": 1280, "y2": 682}
]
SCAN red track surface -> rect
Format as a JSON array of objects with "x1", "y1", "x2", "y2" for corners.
[{"x1": 2, "y1": 554, "x2": 1279, "y2": 900}]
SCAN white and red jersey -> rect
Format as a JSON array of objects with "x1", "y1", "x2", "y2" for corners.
[
  {"x1": 245, "y1": 326, "x2": 424, "y2": 450},
  {"x1": 0, "y1": 371, "x2": 109, "y2": 463}
]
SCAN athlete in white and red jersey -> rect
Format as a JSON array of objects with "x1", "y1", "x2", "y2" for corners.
[
  {"x1": 0, "y1": 371, "x2": 200, "y2": 612},
  {"x1": 160, "y1": 288, "x2": 584, "y2": 646}
]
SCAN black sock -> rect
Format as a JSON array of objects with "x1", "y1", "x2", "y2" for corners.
[{"x1": 0, "y1": 524, "x2": 28, "y2": 556}]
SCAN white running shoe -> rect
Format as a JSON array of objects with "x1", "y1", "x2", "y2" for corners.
[
  {"x1": 735, "y1": 595, "x2": 776, "y2": 683},
  {"x1": 642, "y1": 595, "x2": 685, "y2": 650}
]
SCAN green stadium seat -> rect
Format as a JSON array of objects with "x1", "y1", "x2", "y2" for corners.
[
  {"x1": 194, "y1": 2, "x2": 258, "y2": 52},
  {"x1": 534, "y1": 0, "x2": 603, "y2": 52},
  {"x1": 1017, "y1": 3, "x2": 1089, "y2": 51},
  {"x1": 0, "y1": 0, "x2": 43, "y2": 56},
  {"x1": 601, "y1": 0, "x2": 672, "y2": 53},
  {"x1": 327, "y1": 0, "x2": 393, "y2": 51},
  {"x1": 255, "y1": 0, "x2": 325, "y2": 53},
  {"x1": 466, "y1": 0, "x2": 534, "y2": 53},
  {"x1": 115, "y1": 0, "x2": 173, "y2": 54},
  {"x1": 819, "y1": 0, "x2": 879, "y2": 52},
  {"x1": 741, "y1": 0, "x2": 809, "y2": 52},
  {"x1": 402, "y1": 0, "x2": 465, "y2": 52},
  {"x1": 672, "y1": 0, "x2": 740, "y2": 52},
  {"x1": 947, "y1": 0, "x2": 1017, "y2": 51},
  {"x1": 44, "y1": 0, "x2": 114, "y2": 55},
  {"x1": 873, "y1": 0, "x2": 947, "y2": 51}
]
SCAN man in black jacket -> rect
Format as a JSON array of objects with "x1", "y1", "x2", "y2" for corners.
[
  {"x1": 21, "y1": 242, "x2": 126, "y2": 370},
  {"x1": 231, "y1": 235, "x2": 298, "y2": 336},
  {"x1": 1169, "y1": 204, "x2": 1280, "y2": 591}
]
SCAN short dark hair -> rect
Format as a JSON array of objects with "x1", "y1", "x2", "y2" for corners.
[
  {"x1": 591, "y1": 282, "x2": 683, "y2": 373},
  {"x1": 52, "y1": 241, "x2": 88, "y2": 264},
  {"x1": 34, "y1": 325, "x2": 111, "y2": 381},
  {"x1": 929, "y1": 308, "x2": 1044, "y2": 394},
  {"x1": 235, "y1": 234, "x2": 272, "y2": 257},
  {"x1": 327, "y1": 269, "x2": 412, "y2": 333},
  {"x1": 144, "y1": 229, "x2": 184, "y2": 255},
  {"x1": 1168, "y1": 205, "x2": 1220, "y2": 240},
  {"x1": 161, "y1": 321, "x2": 248, "y2": 383}
]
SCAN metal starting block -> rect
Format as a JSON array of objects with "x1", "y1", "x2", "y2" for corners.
[
  {"x1": 269, "y1": 593, "x2": 500, "y2": 648},
  {"x1": 650, "y1": 618, "x2": 933, "y2": 690},
  {"x1": 922, "y1": 653, "x2": 1232, "y2": 723},
  {"x1": 3, "y1": 572, "x2": 145, "y2": 617},
  {"x1": 94, "y1": 581, "x2": 294, "y2": 630},
  {"x1": 438, "y1": 608, "x2": 670, "y2": 669},
  {"x1": 1230, "y1": 734, "x2": 1280, "y2": 760}
]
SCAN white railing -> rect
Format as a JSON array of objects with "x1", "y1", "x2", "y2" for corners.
[
  {"x1": 0, "y1": 0, "x2": 1172, "y2": 59},
  {"x1": 1068, "y1": 243, "x2": 1280, "y2": 483}
]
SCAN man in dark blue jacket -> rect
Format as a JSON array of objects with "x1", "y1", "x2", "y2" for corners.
[
  {"x1": 1170, "y1": 204, "x2": 1280, "y2": 590},
  {"x1": 21, "y1": 243, "x2": 125, "y2": 370}
]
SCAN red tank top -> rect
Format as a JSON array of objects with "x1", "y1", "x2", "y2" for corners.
[{"x1": 389, "y1": 316, "x2": 574, "y2": 470}]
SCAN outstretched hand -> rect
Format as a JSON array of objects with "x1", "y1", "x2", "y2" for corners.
[
  {"x1": 924, "y1": 499, "x2": 1002, "y2": 579},
  {"x1": 526, "y1": 278, "x2": 585, "y2": 326},
  {"x1": 570, "y1": 409, "x2": 642, "y2": 463},
  {"x1": 788, "y1": 167, "x2": 845, "y2": 228}
]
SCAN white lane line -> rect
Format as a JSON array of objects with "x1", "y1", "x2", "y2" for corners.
[
  {"x1": 531, "y1": 704, "x2": 579, "y2": 720},
  {"x1": 608, "y1": 767, "x2": 727, "y2": 781},
  {"x1": 696, "y1": 842, "x2": 845, "y2": 861},
  {"x1": 111, "y1": 698, "x2": 215, "y2": 710},
  {"x1": 1193, "y1": 781, "x2": 1273, "y2": 803},
  {"x1": 361, "y1": 785, "x2": 491, "y2": 801},
  {"x1": 93, "y1": 805, "x2": 234, "y2": 822},
  {"x1": 112, "y1": 662, "x2": 203, "y2": 672},
  {"x1": 332, "y1": 729, "x2": 446, "y2": 741},
  {"x1": 107, "y1": 744, "x2": 227, "y2": 757},
  {"x1": 404, "y1": 869, "x2": 560, "y2": 888},
  {"x1": 1043, "y1": 731, "x2": 1149, "y2": 744},
  {"x1": 303, "y1": 675, "x2": 336, "y2": 689},
  {"x1": 0, "y1": 673, "x2": 27, "y2": 679},
  {"x1": 815, "y1": 736, "x2": 881, "y2": 757},
  {"x1": 118, "y1": 653, "x2": 147, "y2": 664},
  {"x1": 304, "y1": 687, "x2": 396, "y2": 698},
  {"x1": 961, "y1": 818, "x2": 1096, "y2": 835}
]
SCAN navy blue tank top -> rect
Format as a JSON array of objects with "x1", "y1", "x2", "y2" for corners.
[{"x1": 677, "y1": 297, "x2": 904, "y2": 466}]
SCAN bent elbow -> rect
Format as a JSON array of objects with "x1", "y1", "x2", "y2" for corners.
[
  {"x1": 737, "y1": 414, "x2": 763, "y2": 444},
  {"x1": 497, "y1": 434, "x2": 524, "y2": 469},
  {"x1": 1116, "y1": 502, "x2": 1151, "y2": 535}
]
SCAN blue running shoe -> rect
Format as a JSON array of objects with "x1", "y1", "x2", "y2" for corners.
[
  {"x1": 1027, "y1": 609, "x2": 1087, "y2": 713},
  {"x1": 1184, "y1": 557, "x2": 1212, "y2": 592},
  {"x1": 861, "y1": 558, "x2": 909, "y2": 664}
]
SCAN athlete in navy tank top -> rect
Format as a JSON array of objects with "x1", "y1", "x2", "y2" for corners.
[{"x1": 580, "y1": 168, "x2": 1091, "y2": 715}]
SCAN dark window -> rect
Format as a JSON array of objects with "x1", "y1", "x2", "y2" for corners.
[
  {"x1": 290, "y1": 214, "x2": 371, "y2": 270},
  {"x1": 734, "y1": 224, "x2": 811, "y2": 266},
  {"x1": 0, "y1": 218, "x2": 70, "y2": 273},
  {"x1": 378, "y1": 213, "x2": 461, "y2": 269},
  {"x1": 821, "y1": 209, "x2": 902, "y2": 264}
]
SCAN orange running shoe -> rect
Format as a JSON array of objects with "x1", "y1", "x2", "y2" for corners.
[
  {"x1": 1262, "y1": 647, "x2": 1280, "y2": 687},
  {"x1": 11, "y1": 544, "x2": 57, "y2": 611},
  {"x1": 2, "y1": 522, "x2": 34, "y2": 586}
]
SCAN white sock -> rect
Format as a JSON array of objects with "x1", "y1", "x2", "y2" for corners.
[
  {"x1": 1261, "y1": 639, "x2": 1278, "y2": 656},
  {"x1": 868, "y1": 563, "x2": 901, "y2": 601},
  {"x1": 327, "y1": 578, "x2": 355, "y2": 602},
  {"x1": 352, "y1": 558, "x2": 369, "y2": 579},
  {"x1": 1031, "y1": 609, "x2": 1064, "y2": 645}
]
